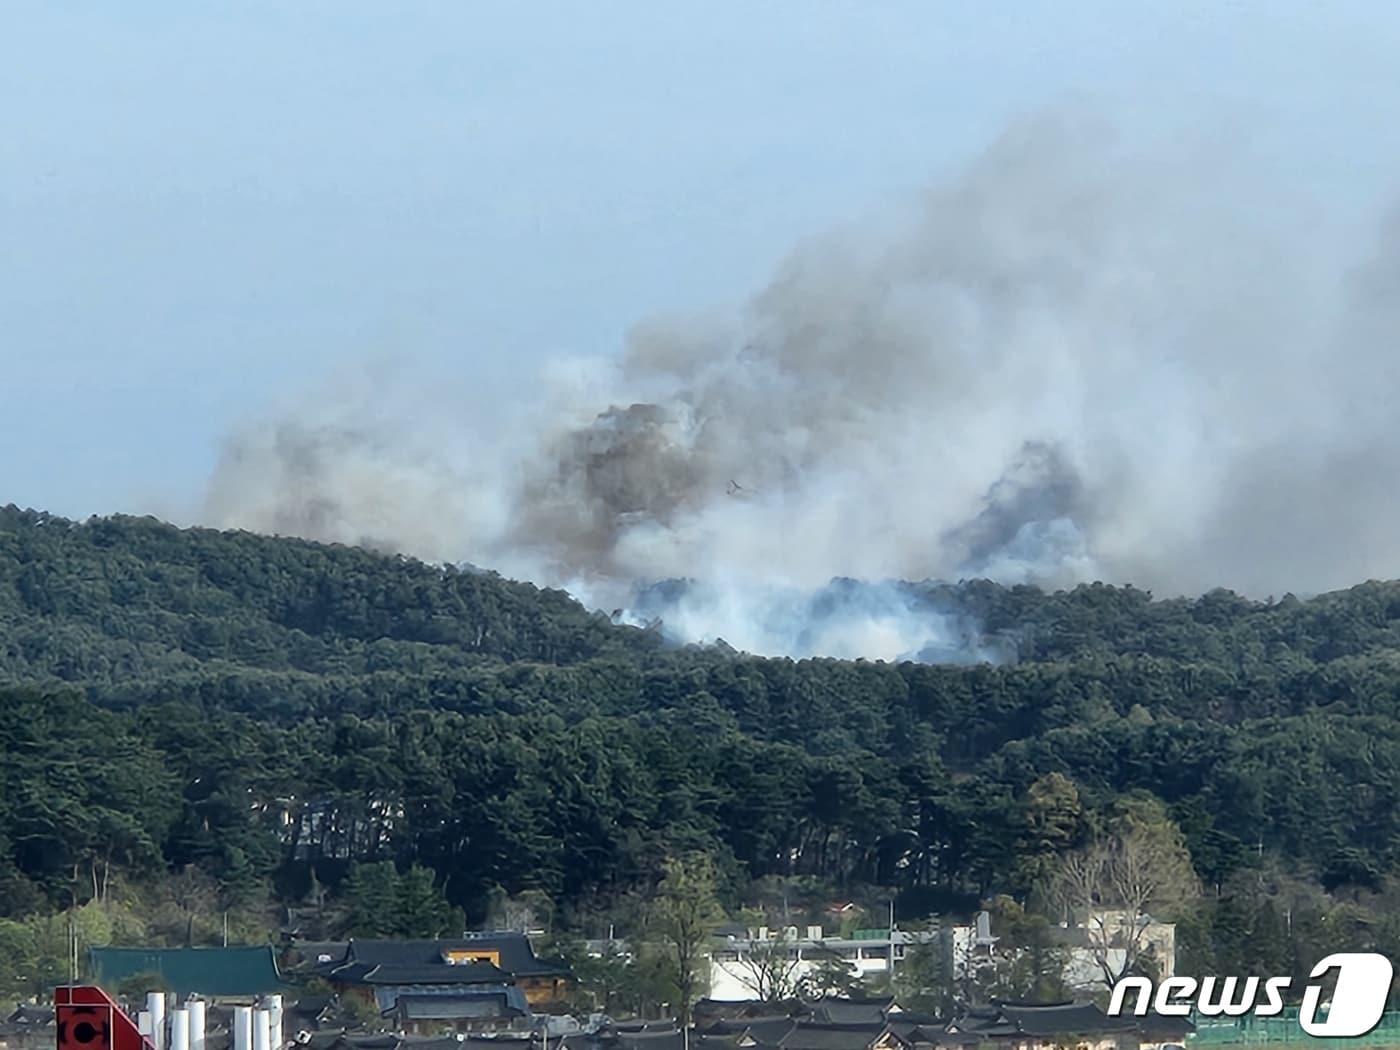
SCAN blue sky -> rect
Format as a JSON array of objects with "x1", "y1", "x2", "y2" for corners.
[{"x1": 4, "y1": 1, "x2": 1399, "y2": 522}]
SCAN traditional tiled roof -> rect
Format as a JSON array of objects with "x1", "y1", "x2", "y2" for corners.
[
  {"x1": 394, "y1": 993, "x2": 526, "y2": 1021},
  {"x1": 948, "y1": 1001, "x2": 1136, "y2": 1039},
  {"x1": 6, "y1": 1006, "x2": 54, "y2": 1026},
  {"x1": 802, "y1": 1000, "x2": 894, "y2": 1027},
  {"x1": 319, "y1": 935, "x2": 574, "y2": 985},
  {"x1": 617, "y1": 1032, "x2": 686, "y2": 1050},
  {"x1": 704, "y1": 1018, "x2": 798, "y2": 1046},
  {"x1": 779, "y1": 1023, "x2": 902, "y2": 1050},
  {"x1": 90, "y1": 946, "x2": 287, "y2": 998},
  {"x1": 348, "y1": 962, "x2": 513, "y2": 986}
]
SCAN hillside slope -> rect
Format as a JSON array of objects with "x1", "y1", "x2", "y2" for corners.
[{"x1": 5, "y1": 505, "x2": 1400, "y2": 981}]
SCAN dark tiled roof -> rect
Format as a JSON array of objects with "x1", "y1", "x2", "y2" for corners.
[
  {"x1": 332, "y1": 937, "x2": 569, "y2": 979},
  {"x1": 289, "y1": 944, "x2": 351, "y2": 970},
  {"x1": 950, "y1": 1002, "x2": 1135, "y2": 1039},
  {"x1": 804, "y1": 1001, "x2": 892, "y2": 1027},
  {"x1": 395, "y1": 994, "x2": 525, "y2": 1021},
  {"x1": 1136, "y1": 1013, "x2": 1195, "y2": 1039},
  {"x1": 696, "y1": 1037, "x2": 778, "y2": 1050},
  {"x1": 701, "y1": 1018, "x2": 797, "y2": 1045},
  {"x1": 694, "y1": 1002, "x2": 804, "y2": 1025},
  {"x1": 6, "y1": 1007, "x2": 54, "y2": 1025},
  {"x1": 889, "y1": 1028, "x2": 940, "y2": 1046},
  {"x1": 779, "y1": 1023, "x2": 896, "y2": 1050},
  {"x1": 324, "y1": 1035, "x2": 401, "y2": 1050},
  {"x1": 1001, "y1": 1003, "x2": 1136, "y2": 1037},
  {"x1": 618, "y1": 1033, "x2": 690, "y2": 1050},
  {"x1": 359, "y1": 963, "x2": 513, "y2": 986},
  {"x1": 292, "y1": 1033, "x2": 350, "y2": 1050},
  {"x1": 90, "y1": 946, "x2": 286, "y2": 998},
  {"x1": 291, "y1": 997, "x2": 338, "y2": 1022},
  {"x1": 737, "y1": 1020, "x2": 800, "y2": 1045}
]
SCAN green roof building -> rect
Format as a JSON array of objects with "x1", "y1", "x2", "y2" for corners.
[{"x1": 89, "y1": 946, "x2": 287, "y2": 999}]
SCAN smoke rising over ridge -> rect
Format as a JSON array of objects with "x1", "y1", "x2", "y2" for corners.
[{"x1": 203, "y1": 117, "x2": 1400, "y2": 662}]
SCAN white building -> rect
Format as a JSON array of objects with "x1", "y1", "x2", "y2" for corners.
[
  {"x1": 706, "y1": 925, "x2": 939, "y2": 1002},
  {"x1": 947, "y1": 910, "x2": 1176, "y2": 993}
]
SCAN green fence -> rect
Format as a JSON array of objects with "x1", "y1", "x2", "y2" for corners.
[{"x1": 1190, "y1": 1009, "x2": 1400, "y2": 1047}]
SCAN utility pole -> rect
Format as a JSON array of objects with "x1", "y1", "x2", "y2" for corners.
[{"x1": 888, "y1": 900, "x2": 896, "y2": 981}]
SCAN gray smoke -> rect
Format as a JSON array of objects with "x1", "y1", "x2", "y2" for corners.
[{"x1": 201, "y1": 115, "x2": 1400, "y2": 662}]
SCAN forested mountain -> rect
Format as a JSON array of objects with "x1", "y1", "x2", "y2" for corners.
[{"x1": 5, "y1": 504, "x2": 1400, "y2": 997}]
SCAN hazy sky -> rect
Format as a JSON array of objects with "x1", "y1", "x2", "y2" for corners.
[{"x1": 4, "y1": 1, "x2": 1400, "y2": 523}]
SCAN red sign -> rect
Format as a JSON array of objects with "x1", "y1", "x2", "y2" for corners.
[{"x1": 54, "y1": 987, "x2": 154, "y2": 1050}]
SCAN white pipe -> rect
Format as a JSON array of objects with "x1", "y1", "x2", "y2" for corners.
[
  {"x1": 265, "y1": 995, "x2": 283, "y2": 1050},
  {"x1": 187, "y1": 1001, "x2": 206, "y2": 1050},
  {"x1": 234, "y1": 1008, "x2": 254, "y2": 1050},
  {"x1": 254, "y1": 1009, "x2": 272, "y2": 1050},
  {"x1": 147, "y1": 994, "x2": 167, "y2": 1050},
  {"x1": 170, "y1": 1010, "x2": 190, "y2": 1050},
  {"x1": 138, "y1": 1012, "x2": 153, "y2": 1042}
]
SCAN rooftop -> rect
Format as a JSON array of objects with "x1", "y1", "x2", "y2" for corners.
[{"x1": 90, "y1": 946, "x2": 287, "y2": 998}]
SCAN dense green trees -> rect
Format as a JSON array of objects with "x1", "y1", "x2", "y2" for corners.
[{"x1": 6, "y1": 508, "x2": 1400, "y2": 998}]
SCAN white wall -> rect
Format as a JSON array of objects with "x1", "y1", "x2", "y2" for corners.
[{"x1": 706, "y1": 934, "x2": 920, "y2": 1002}]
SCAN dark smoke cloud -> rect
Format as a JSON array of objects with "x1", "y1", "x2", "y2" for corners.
[{"x1": 201, "y1": 115, "x2": 1400, "y2": 661}]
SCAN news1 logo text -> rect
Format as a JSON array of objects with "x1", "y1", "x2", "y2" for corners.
[{"x1": 1108, "y1": 953, "x2": 1396, "y2": 1038}]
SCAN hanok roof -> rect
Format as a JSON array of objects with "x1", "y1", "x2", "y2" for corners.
[
  {"x1": 702, "y1": 1018, "x2": 798, "y2": 1046},
  {"x1": 324, "y1": 1036, "x2": 402, "y2": 1050},
  {"x1": 90, "y1": 946, "x2": 287, "y2": 998},
  {"x1": 335, "y1": 961, "x2": 513, "y2": 986},
  {"x1": 618, "y1": 1032, "x2": 687, "y2": 1050},
  {"x1": 320, "y1": 936, "x2": 569, "y2": 982},
  {"x1": 1135, "y1": 1012, "x2": 1195, "y2": 1040},
  {"x1": 694, "y1": 1001, "x2": 803, "y2": 1025},
  {"x1": 287, "y1": 943, "x2": 351, "y2": 969},
  {"x1": 291, "y1": 1032, "x2": 350, "y2": 1050},
  {"x1": 394, "y1": 994, "x2": 526, "y2": 1021},
  {"x1": 6, "y1": 1006, "x2": 55, "y2": 1026},
  {"x1": 949, "y1": 1002, "x2": 1136, "y2": 1039},
  {"x1": 803, "y1": 1000, "x2": 894, "y2": 1026},
  {"x1": 779, "y1": 1023, "x2": 903, "y2": 1050}
]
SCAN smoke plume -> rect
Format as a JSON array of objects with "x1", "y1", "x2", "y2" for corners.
[{"x1": 202, "y1": 115, "x2": 1400, "y2": 663}]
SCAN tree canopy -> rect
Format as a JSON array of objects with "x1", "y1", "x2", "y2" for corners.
[{"x1": 4, "y1": 507, "x2": 1400, "y2": 1000}]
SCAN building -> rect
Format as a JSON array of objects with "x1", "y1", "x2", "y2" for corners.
[
  {"x1": 389, "y1": 992, "x2": 529, "y2": 1036},
  {"x1": 707, "y1": 926, "x2": 938, "y2": 1002},
  {"x1": 311, "y1": 933, "x2": 572, "y2": 1024},
  {"x1": 941, "y1": 1000, "x2": 1191, "y2": 1050},
  {"x1": 89, "y1": 946, "x2": 289, "y2": 1001},
  {"x1": 0, "y1": 1006, "x2": 55, "y2": 1050},
  {"x1": 686, "y1": 998, "x2": 1186, "y2": 1050},
  {"x1": 947, "y1": 911, "x2": 1176, "y2": 995}
]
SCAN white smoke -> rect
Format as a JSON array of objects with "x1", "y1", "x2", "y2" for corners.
[{"x1": 201, "y1": 115, "x2": 1400, "y2": 662}]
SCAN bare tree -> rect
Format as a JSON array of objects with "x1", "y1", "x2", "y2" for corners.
[
  {"x1": 153, "y1": 865, "x2": 221, "y2": 945},
  {"x1": 729, "y1": 934, "x2": 804, "y2": 1002},
  {"x1": 1045, "y1": 815, "x2": 1198, "y2": 988}
]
